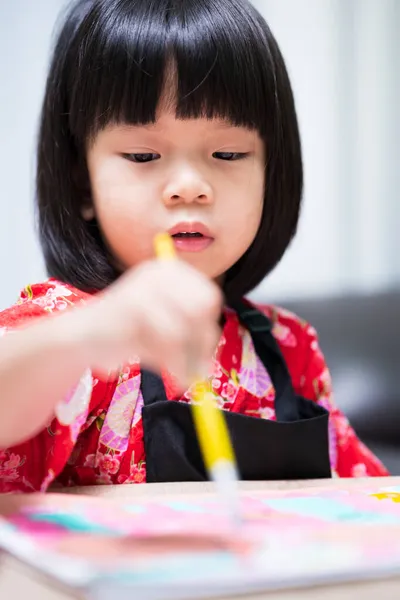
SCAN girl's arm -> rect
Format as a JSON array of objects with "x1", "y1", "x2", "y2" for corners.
[
  {"x1": 0, "y1": 261, "x2": 221, "y2": 449},
  {"x1": 0, "y1": 312, "x2": 92, "y2": 447}
]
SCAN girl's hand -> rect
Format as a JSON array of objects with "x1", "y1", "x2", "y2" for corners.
[{"x1": 77, "y1": 260, "x2": 222, "y2": 386}]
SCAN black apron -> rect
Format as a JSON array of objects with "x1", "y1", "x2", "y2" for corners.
[{"x1": 141, "y1": 301, "x2": 332, "y2": 482}]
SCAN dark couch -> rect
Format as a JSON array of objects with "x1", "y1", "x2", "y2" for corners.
[{"x1": 282, "y1": 290, "x2": 400, "y2": 475}]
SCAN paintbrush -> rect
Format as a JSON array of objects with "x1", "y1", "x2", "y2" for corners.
[{"x1": 154, "y1": 232, "x2": 241, "y2": 526}]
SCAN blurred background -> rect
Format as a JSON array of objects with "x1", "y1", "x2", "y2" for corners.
[
  {"x1": 0, "y1": 0, "x2": 399, "y2": 470},
  {"x1": 251, "y1": 0, "x2": 400, "y2": 303}
]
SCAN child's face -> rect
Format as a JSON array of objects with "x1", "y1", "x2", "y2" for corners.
[{"x1": 86, "y1": 111, "x2": 265, "y2": 281}]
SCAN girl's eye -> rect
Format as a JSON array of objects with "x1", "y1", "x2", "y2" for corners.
[
  {"x1": 123, "y1": 153, "x2": 161, "y2": 163},
  {"x1": 213, "y1": 152, "x2": 248, "y2": 161}
]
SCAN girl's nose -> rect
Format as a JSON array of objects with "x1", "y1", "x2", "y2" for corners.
[{"x1": 162, "y1": 170, "x2": 214, "y2": 206}]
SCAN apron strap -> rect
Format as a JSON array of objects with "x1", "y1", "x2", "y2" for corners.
[
  {"x1": 141, "y1": 368, "x2": 168, "y2": 406},
  {"x1": 229, "y1": 300, "x2": 302, "y2": 422}
]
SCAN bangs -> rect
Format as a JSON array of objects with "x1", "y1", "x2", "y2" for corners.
[{"x1": 67, "y1": 0, "x2": 278, "y2": 143}]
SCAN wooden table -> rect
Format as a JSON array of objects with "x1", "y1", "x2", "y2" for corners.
[{"x1": 1, "y1": 477, "x2": 400, "y2": 599}]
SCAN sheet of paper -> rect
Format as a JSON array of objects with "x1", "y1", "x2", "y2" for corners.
[{"x1": 1, "y1": 484, "x2": 400, "y2": 599}]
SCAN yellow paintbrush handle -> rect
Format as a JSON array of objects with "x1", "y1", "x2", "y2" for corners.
[
  {"x1": 154, "y1": 232, "x2": 177, "y2": 261},
  {"x1": 191, "y1": 383, "x2": 236, "y2": 469},
  {"x1": 153, "y1": 233, "x2": 238, "y2": 476}
]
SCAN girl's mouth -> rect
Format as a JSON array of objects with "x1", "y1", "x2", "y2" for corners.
[
  {"x1": 172, "y1": 232, "x2": 204, "y2": 238},
  {"x1": 171, "y1": 232, "x2": 214, "y2": 252},
  {"x1": 168, "y1": 223, "x2": 214, "y2": 253}
]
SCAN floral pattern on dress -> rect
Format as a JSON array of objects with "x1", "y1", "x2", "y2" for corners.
[
  {"x1": 99, "y1": 375, "x2": 141, "y2": 452},
  {"x1": 56, "y1": 369, "x2": 93, "y2": 442},
  {"x1": 0, "y1": 451, "x2": 25, "y2": 482},
  {"x1": 239, "y1": 329, "x2": 274, "y2": 399},
  {"x1": 0, "y1": 279, "x2": 389, "y2": 493},
  {"x1": 27, "y1": 282, "x2": 76, "y2": 312}
]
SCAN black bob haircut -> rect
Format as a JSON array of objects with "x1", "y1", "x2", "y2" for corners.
[{"x1": 37, "y1": 0, "x2": 303, "y2": 303}]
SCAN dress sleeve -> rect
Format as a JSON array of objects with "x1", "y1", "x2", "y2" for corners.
[
  {"x1": 0, "y1": 280, "x2": 102, "y2": 492},
  {"x1": 299, "y1": 324, "x2": 389, "y2": 478},
  {"x1": 0, "y1": 370, "x2": 97, "y2": 492}
]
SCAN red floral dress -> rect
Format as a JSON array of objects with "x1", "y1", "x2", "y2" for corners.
[{"x1": 0, "y1": 280, "x2": 388, "y2": 492}]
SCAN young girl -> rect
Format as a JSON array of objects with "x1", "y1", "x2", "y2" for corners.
[{"x1": 0, "y1": 0, "x2": 388, "y2": 492}]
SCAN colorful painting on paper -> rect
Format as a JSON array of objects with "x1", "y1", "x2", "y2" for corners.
[{"x1": 1, "y1": 485, "x2": 400, "y2": 598}]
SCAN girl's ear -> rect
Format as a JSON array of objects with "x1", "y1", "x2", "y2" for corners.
[
  {"x1": 82, "y1": 205, "x2": 96, "y2": 220},
  {"x1": 73, "y1": 161, "x2": 95, "y2": 220}
]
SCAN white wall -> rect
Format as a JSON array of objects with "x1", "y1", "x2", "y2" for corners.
[
  {"x1": 0, "y1": 1, "x2": 64, "y2": 308},
  {"x1": 251, "y1": 0, "x2": 400, "y2": 301},
  {"x1": 0, "y1": 0, "x2": 399, "y2": 309}
]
